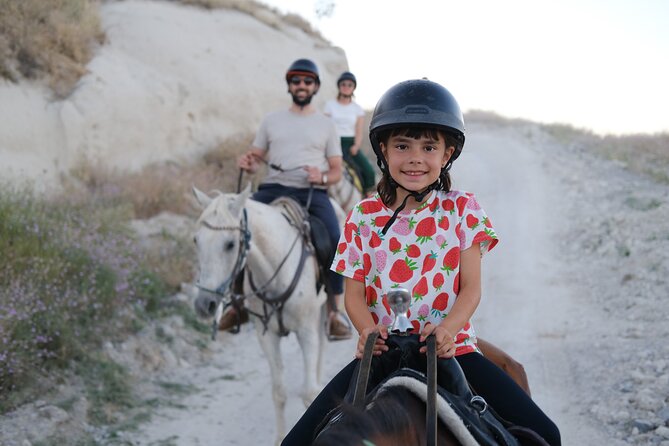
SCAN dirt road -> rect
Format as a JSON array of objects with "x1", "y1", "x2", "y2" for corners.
[{"x1": 457, "y1": 125, "x2": 624, "y2": 445}]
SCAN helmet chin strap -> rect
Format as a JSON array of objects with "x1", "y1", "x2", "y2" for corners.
[{"x1": 381, "y1": 178, "x2": 439, "y2": 235}]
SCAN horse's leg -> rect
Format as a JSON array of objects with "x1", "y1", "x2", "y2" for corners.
[
  {"x1": 294, "y1": 304, "x2": 324, "y2": 407},
  {"x1": 255, "y1": 324, "x2": 287, "y2": 444},
  {"x1": 316, "y1": 302, "x2": 327, "y2": 384}
]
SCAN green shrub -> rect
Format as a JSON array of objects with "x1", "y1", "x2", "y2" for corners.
[{"x1": 0, "y1": 187, "x2": 169, "y2": 410}]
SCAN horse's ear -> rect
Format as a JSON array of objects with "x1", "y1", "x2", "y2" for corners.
[
  {"x1": 230, "y1": 183, "x2": 252, "y2": 217},
  {"x1": 192, "y1": 186, "x2": 213, "y2": 209},
  {"x1": 240, "y1": 182, "x2": 252, "y2": 199}
]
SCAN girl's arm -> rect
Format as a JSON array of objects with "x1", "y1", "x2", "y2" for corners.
[
  {"x1": 344, "y1": 277, "x2": 375, "y2": 333},
  {"x1": 350, "y1": 116, "x2": 365, "y2": 155},
  {"x1": 440, "y1": 243, "x2": 482, "y2": 336},
  {"x1": 421, "y1": 243, "x2": 482, "y2": 357},
  {"x1": 344, "y1": 277, "x2": 388, "y2": 357}
]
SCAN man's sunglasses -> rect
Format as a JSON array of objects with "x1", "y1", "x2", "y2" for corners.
[{"x1": 290, "y1": 76, "x2": 316, "y2": 86}]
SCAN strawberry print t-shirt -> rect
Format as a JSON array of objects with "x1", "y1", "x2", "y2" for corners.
[{"x1": 330, "y1": 190, "x2": 499, "y2": 356}]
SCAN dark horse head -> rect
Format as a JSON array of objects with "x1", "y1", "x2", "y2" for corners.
[{"x1": 312, "y1": 385, "x2": 462, "y2": 446}]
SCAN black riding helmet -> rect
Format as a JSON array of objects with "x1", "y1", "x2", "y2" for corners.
[
  {"x1": 286, "y1": 58, "x2": 321, "y2": 85},
  {"x1": 369, "y1": 79, "x2": 466, "y2": 234},
  {"x1": 369, "y1": 79, "x2": 465, "y2": 174},
  {"x1": 337, "y1": 71, "x2": 357, "y2": 87}
]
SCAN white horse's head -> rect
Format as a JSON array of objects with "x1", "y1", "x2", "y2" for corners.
[{"x1": 192, "y1": 184, "x2": 252, "y2": 318}]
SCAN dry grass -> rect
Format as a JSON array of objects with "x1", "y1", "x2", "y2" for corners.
[
  {"x1": 592, "y1": 133, "x2": 669, "y2": 184},
  {"x1": 0, "y1": 0, "x2": 327, "y2": 96},
  {"x1": 64, "y1": 133, "x2": 255, "y2": 220},
  {"x1": 542, "y1": 124, "x2": 669, "y2": 184},
  {"x1": 466, "y1": 110, "x2": 669, "y2": 185},
  {"x1": 181, "y1": 0, "x2": 329, "y2": 42},
  {"x1": 59, "y1": 133, "x2": 255, "y2": 288},
  {"x1": 0, "y1": 0, "x2": 103, "y2": 97}
]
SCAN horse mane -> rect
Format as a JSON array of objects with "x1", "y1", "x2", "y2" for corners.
[
  {"x1": 195, "y1": 190, "x2": 234, "y2": 226},
  {"x1": 312, "y1": 387, "x2": 426, "y2": 446},
  {"x1": 312, "y1": 386, "x2": 463, "y2": 446}
]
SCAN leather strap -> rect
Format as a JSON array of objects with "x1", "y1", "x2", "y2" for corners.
[
  {"x1": 426, "y1": 335, "x2": 437, "y2": 446},
  {"x1": 353, "y1": 331, "x2": 379, "y2": 408}
]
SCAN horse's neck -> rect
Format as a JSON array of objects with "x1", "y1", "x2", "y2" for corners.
[
  {"x1": 245, "y1": 201, "x2": 303, "y2": 287},
  {"x1": 330, "y1": 174, "x2": 360, "y2": 213}
]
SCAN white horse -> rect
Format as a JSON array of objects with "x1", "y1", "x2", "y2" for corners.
[
  {"x1": 329, "y1": 162, "x2": 363, "y2": 214},
  {"x1": 192, "y1": 185, "x2": 325, "y2": 444}
]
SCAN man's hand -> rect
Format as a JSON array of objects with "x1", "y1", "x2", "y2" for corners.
[
  {"x1": 304, "y1": 165, "x2": 324, "y2": 184},
  {"x1": 238, "y1": 152, "x2": 260, "y2": 173}
]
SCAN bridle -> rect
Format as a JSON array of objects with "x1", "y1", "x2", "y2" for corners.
[
  {"x1": 199, "y1": 209, "x2": 252, "y2": 297},
  {"x1": 196, "y1": 200, "x2": 312, "y2": 340}
]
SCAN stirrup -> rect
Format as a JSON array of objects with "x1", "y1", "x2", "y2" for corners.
[{"x1": 325, "y1": 310, "x2": 353, "y2": 341}]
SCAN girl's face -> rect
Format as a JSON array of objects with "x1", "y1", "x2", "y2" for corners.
[
  {"x1": 381, "y1": 132, "x2": 454, "y2": 197},
  {"x1": 338, "y1": 80, "x2": 355, "y2": 95}
]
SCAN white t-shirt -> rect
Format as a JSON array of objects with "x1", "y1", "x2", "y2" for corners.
[
  {"x1": 252, "y1": 110, "x2": 341, "y2": 189},
  {"x1": 323, "y1": 99, "x2": 365, "y2": 138}
]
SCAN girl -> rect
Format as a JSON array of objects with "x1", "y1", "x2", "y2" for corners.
[{"x1": 281, "y1": 79, "x2": 560, "y2": 446}]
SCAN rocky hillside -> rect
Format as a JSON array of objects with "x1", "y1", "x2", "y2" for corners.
[{"x1": 0, "y1": 0, "x2": 347, "y2": 187}]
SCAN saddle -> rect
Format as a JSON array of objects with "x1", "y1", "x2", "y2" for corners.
[
  {"x1": 270, "y1": 196, "x2": 334, "y2": 293},
  {"x1": 316, "y1": 335, "x2": 548, "y2": 446}
]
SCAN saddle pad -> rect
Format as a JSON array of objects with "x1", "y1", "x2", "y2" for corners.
[
  {"x1": 270, "y1": 196, "x2": 308, "y2": 229},
  {"x1": 269, "y1": 196, "x2": 333, "y2": 291},
  {"x1": 376, "y1": 374, "x2": 480, "y2": 446}
]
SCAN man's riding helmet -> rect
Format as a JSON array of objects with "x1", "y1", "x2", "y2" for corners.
[
  {"x1": 337, "y1": 71, "x2": 357, "y2": 87},
  {"x1": 286, "y1": 58, "x2": 321, "y2": 85},
  {"x1": 369, "y1": 79, "x2": 465, "y2": 174}
]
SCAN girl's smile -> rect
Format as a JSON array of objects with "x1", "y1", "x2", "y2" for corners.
[{"x1": 381, "y1": 133, "x2": 454, "y2": 202}]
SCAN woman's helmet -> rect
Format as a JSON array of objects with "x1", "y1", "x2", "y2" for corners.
[
  {"x1": 286, "y1": 58, "x2": 320, "y2": 85},
  {"x1": 337, "y1": 71, "x2": 357, "y2": 87},
  {"x1": 369, "y1": 79, "x2": 465, "y2": 173}
]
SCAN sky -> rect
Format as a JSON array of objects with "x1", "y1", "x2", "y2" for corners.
[{"x1": 260, "y1": 0, "x2": 669, "y2": 135}]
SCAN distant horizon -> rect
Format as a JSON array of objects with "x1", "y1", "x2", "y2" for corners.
[{"x1": 261, "y1": 0, "x2": 669, "y2": 136}]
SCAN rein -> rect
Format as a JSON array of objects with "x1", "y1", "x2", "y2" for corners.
[
  {"x1": 245, "y1": 220, "x2": 310, "y2": 337},
  {"x1": 250, "y1": 152, "x2": 306, "y2": 174},
  {"x1": 198, "y1": 197, "x2": 312, "y2": 338},
  {"x1": 200, "y1": 162, "x2": 320, "y2": 338},
  {"x1": 199, "y1": 209, "x2": 251, "y2": 297},
  {"x1": 353, "y1": 333, "x2": 439, "y2": 446}
]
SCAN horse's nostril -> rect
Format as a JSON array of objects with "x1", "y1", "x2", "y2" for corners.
[{"x1": 195, "y1": 294, "x2": 218, "y2": 318}]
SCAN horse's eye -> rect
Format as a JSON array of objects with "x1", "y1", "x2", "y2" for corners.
[
  {"x1": 193, "y1": 236, "x2": 197, "y2": 245},
  {"x1": 224, "y1": 241, "x2": 235, "y2": 251}
]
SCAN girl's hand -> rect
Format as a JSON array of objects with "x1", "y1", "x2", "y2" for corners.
[
  {"x1": 419, "y1": 323, "x2": 456, "y2": 358},
  {"x1": 355, "y1": 325, "x2": 389, "y2": 359},
  {"x1": 350, "y1": 145, "x2": 360, "y2": 156}
]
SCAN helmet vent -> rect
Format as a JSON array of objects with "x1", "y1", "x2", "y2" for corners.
[{"x1": 405, "y1": 106, "x2": 429, "y2": 114}]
